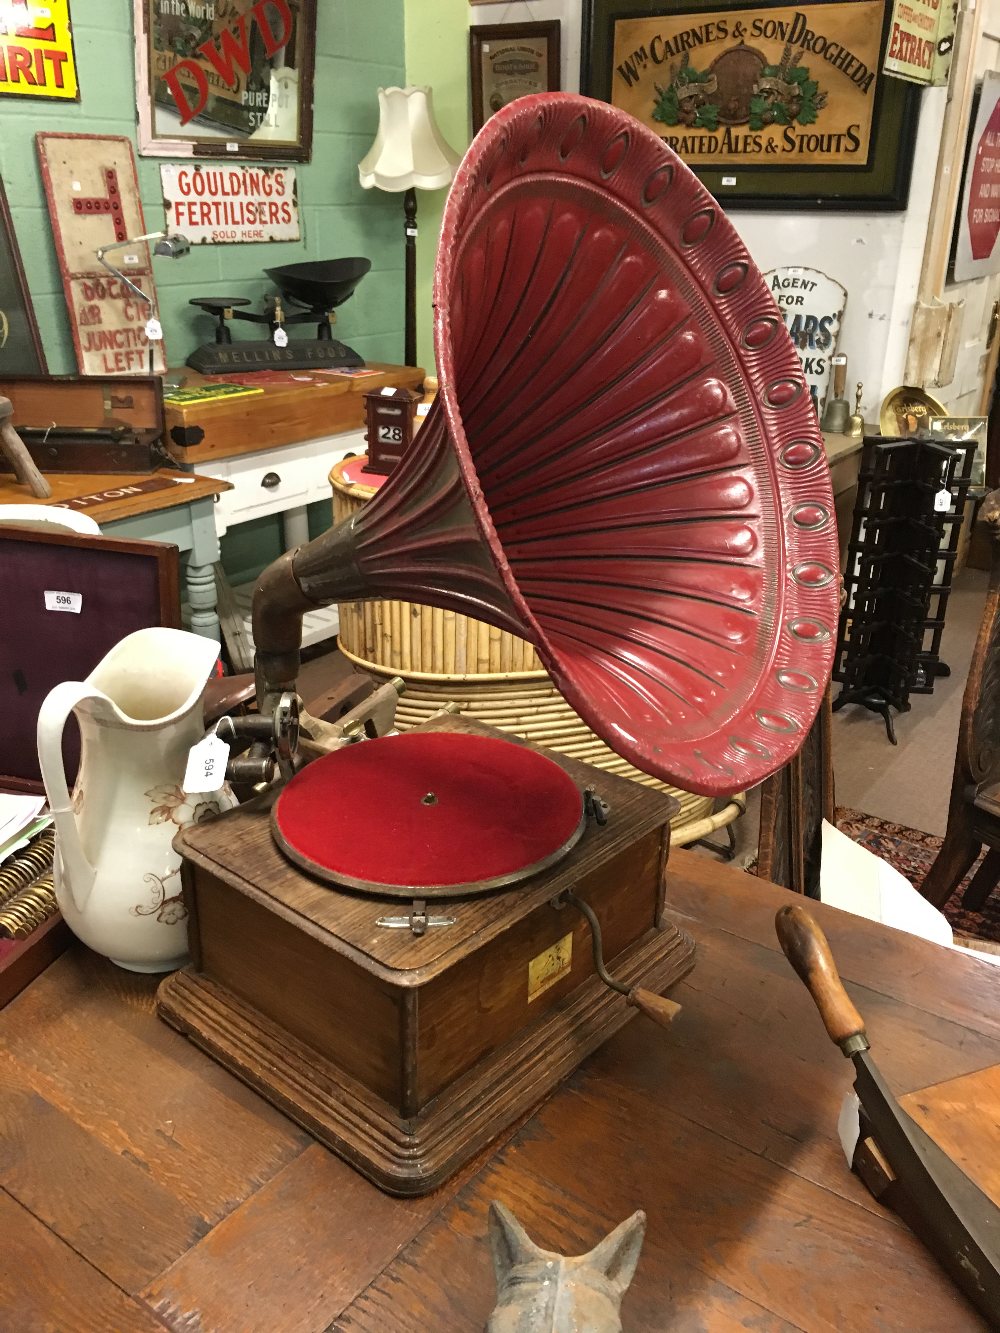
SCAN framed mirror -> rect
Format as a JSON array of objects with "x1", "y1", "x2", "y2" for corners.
[{"x1": 134, "y1": 0, "x2": 316, "y2": 161}]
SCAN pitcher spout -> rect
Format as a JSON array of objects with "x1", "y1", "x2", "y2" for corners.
[{"x1": 89, "y1": 627, "x2": 221, "y2": 728}]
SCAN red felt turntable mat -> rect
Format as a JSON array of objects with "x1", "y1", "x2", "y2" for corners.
[{"x1": 271, "y1": 732, "x2": 585, "y2": 897}]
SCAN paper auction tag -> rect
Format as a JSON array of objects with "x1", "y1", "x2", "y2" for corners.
[
  {"x1": 44, "y1": 590, "x2": 82, "y2": 614},
  {"x1": 145, "y1": 317, "x2": 163, "y2": 341},
  {"x1": 273, "y1": 327, "x2": 289, "y2": 348},
  {"x1": 934, "y1": 488, "x2": 952, "y2": 512},
  {"x1": 183, "y1": 734, "x2": 230, "y2": 794}
]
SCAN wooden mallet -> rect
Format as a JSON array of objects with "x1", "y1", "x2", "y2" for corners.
[{"x1": 0, "y1": 395, "x2": 51, "y2": 499}]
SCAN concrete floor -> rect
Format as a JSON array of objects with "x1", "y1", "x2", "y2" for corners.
[{"x1": 831, "y1": 566, "x2": 988, "y2": 836}]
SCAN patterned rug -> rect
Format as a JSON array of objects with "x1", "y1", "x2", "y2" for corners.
[{"x1": 836, "y1": 806, "x2": 1000, "y2": 949}]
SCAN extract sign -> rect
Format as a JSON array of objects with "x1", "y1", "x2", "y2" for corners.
[{"x1": 0, "y1": 0, "x2": 78, "y2": 100}]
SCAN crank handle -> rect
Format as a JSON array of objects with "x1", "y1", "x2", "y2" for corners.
[
  {"x1": 558, "y1": 889, "x2": 682, "y2": 1030},
  {"x1": 775, "y1": 904, "x2": 869, "y2": 1056},
  {"x1": 627, "y1": 988, "x2": 681, "y2": 1028}
]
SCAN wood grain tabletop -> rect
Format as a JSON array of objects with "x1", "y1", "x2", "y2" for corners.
[{"x1": 1, "y1": 850, "x2": 994, "y2": 1331}]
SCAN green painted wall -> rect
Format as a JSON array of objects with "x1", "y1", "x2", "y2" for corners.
[
  {"x1": 4, "y1": 3, "x2": 408, "y2": 373},
  {"x1": 404, "y1": 0, "x2": 469, "y2": 375},
  {"x1": 0, "y1": 3, "x2": 406, "y2": 583}
]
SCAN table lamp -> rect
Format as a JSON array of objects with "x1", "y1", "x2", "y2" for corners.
[
  {"x1": 95, "y1": 231, "x2": 191, "y2": 374},
  {"x1": 358, "y1": 86, "x2": 460, "y2": 367}
]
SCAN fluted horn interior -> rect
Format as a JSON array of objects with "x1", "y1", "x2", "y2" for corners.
[{"x1": 432, "y1": 94, "x2": 840, "y2": 795}]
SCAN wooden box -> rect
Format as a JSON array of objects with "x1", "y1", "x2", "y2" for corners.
[
  {"x1": 162, "y1": 363, "x2": 425, "y2": 464},
  {"x1": 0, "y1": 374, "x2": 170, "y2": 473},
  {"x1": 158, "y1": 720, "x2": 695, "y2": 1195}
]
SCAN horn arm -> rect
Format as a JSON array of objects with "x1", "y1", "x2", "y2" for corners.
[{"x1": 252, "y1": 518, "x2": 371, "y2": 713}]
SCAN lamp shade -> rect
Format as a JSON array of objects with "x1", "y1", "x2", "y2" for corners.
[{"x1": 358, "y1": 86, "x2": 460, "y2": 193}]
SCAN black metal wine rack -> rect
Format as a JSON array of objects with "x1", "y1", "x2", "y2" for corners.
[{"x1": 832, "y1": 435, "x2": 974, "y2": 743}]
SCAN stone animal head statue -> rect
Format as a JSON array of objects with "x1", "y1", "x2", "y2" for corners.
[{"x1": 486, "y1": 1201, "x2": 646, "y2": 1332}]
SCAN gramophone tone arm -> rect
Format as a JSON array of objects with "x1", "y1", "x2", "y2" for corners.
[
  {"x1": 253, "y1": 520, "x2": 374, "y2": 715},
  {"x1": 253, "y1": 549, "x2": 317, "y2": 717}
]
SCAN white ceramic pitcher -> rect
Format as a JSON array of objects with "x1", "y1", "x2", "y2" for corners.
[{"x1": 36, "y1": 627, "x2": 230, "y2": 973}]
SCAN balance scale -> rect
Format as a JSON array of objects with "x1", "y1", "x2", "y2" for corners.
[{"x1": 158, "y1": 716, "x2": 694, "y2": 1195}]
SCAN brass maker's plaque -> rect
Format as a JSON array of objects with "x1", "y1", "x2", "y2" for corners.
[{"x1": 528, "y1": 932, "x2": 573, "y2": 1002}]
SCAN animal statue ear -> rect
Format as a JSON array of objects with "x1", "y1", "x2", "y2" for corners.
[
  {"x1": 488, "y1": 1202, "x2": 547, "y2": 1283},
  {"x1": 584, "y1": 1210, "x2": 647, "y2": 1293}
]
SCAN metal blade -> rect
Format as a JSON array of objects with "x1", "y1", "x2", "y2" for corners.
[{"x1": 854, "y1": 1051, "x2": 1000, "y2": 1320}]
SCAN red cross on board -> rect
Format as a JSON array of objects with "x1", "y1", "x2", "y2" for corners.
[{"x1": 71, "y1": 167, "x2": 127, "y2": 242}]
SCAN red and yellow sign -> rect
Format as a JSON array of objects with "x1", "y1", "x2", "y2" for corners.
[
  {"x1": 884, "y1": 0, "x2": 955, "y2": 86},
  {"x1": 610, "y1": 1, "x2": 884, "y2": 168},
  {"x1": 0, "y1": 0, "x2": 78, "y2": 100}
]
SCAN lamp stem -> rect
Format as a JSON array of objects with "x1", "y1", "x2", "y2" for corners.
[{"x1": 404, "y1": 186, "x2": 417, "y2": 367}]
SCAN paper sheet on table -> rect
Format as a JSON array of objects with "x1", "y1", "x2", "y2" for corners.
[{"x1": 0, "y1": 795, "x2": 48, "y2": 863}]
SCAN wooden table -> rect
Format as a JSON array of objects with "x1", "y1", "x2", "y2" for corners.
[
  {"x1": 1, "y1": 853, "x2": 995, "y2": 1330},
  {"x1": 0, "y1": 469, "x2": 231, "y2": 640}
]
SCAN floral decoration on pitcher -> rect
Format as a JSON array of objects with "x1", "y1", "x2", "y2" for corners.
[
  {"x1": 132, "y1": 867, "x2": 187, "y2": 926},
  {"x1": 146, "y1": 784, "x2": 222, "y2": 828}
]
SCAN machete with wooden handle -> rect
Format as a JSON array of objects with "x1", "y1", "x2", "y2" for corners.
[{"x1": 776, "y1": 903, "x2": 1000, "y2": 1323}]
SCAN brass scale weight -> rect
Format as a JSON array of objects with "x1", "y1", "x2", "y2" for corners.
[{"x1": 157, "y1": 95, "x2": 842, "y2": 1195}]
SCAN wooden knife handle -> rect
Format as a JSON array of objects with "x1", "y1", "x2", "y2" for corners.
[{"x1": 775, "y1": 904, "x2": 868, "y2": 1054}]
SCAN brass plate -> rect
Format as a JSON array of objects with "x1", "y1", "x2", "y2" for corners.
[{"x1": 879, "y1": 385, "x2": 948, "y2": 438}]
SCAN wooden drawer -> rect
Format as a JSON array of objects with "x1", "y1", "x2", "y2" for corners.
[{"x1": 214, "y1": 430, "x2": 366, "y2": 530}]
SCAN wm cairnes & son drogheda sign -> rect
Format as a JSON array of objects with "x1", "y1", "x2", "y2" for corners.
[{"x1": 611, "y1": 2, "x2": 884, "y2": 172}]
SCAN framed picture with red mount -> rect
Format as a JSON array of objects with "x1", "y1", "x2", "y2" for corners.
[{"x1": 580, "y1": 0, "x2": 921, "y2": 209}]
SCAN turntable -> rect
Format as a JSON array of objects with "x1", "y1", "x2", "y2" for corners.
[
  {"x1": 158, "y1": 93, "x2": 842, "y2": 1195},
  {"x1": 185, "y1": 258, "x2": 370, "y2": 374}
]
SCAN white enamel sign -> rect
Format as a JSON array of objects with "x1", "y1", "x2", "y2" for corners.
[
  {"x1": 764, "y1": 266, "x2": 847, "y2": 418},
  {"x1": 161, "y1": 164, "x2": 299, "y2": 245}
]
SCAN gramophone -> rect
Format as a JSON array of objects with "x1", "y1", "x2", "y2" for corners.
[
  {"x1": 185, "y1": 258, "x2": 370, "y2": 374},
  {"x1": 159, "y1": 94, "x2": 841, "y2": 1195}
]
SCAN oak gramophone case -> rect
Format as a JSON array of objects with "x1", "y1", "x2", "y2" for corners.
[
  {"x1": 158, "y1": 93, "x2": 841, "y2": 1195},
  {"x1": 161, "y1": 716, "x2": 693, "y2": 1195}
]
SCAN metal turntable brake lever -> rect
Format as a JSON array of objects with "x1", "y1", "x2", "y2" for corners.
[{"x1": 375, "y1": 899, "x2": 457, "y2": 935}]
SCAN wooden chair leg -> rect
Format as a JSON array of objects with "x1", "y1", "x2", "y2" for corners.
[
  {"x1": 919, "y1": 829, "x2": 982, "y2": 908},
  {"x1": 962, "y1": 845, "x2": 1000, "y2": 912}
]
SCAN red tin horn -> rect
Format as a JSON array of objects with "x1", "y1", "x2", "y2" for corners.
[{"x1": 253, "y1": 94, "x2": 840, "y2": 796}]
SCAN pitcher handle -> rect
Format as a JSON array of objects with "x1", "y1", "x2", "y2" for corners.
[{"x1": 36, "y1": 681, "x2": 98, "y2": 913}]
